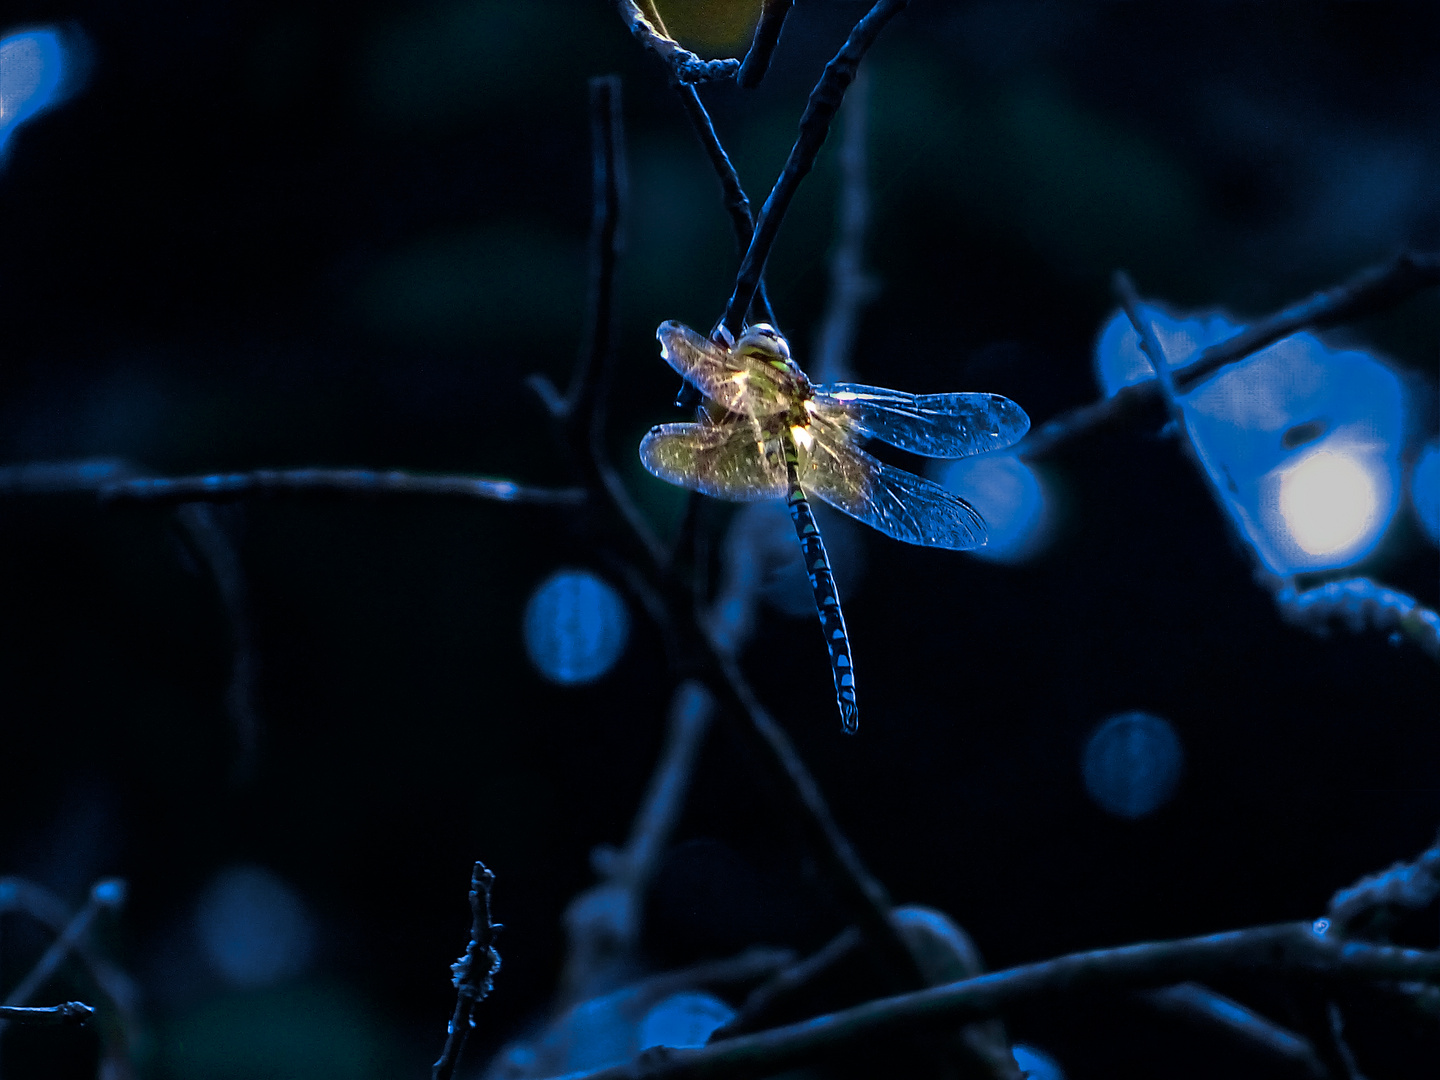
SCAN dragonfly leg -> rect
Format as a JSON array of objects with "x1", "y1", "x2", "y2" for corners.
[{"x1": 781, "y1": 432, "x2": 859, "y2": 734}]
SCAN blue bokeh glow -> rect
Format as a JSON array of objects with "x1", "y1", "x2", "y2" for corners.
[
  {"x1": 637, "y1": 992, "x2": 735, "y2": 1051},
  {"x1": 0, "y1": 27, "x2": 66, "y2": 157},
  {"x1": 933, "y1": 452, "x2": 1049, "y2": 563},
  {"x1": 195, "y1": 864, "x2": 314, "y2": 988},
  {"x1": 1012, "y1": 1043, "x2": 1066, "y2": 1080},
  {"x1": 1095, "y1": 308, "x2": 1405, "y2": 575},
  {"x1": 1082, "y1": 711, "x2": 1184, "y2": 819},
  {"x1": 523, "y1": 568, "x2": 630, "y2": 685},
  {"x1": 1410, "y1": 441, "x2": 1440, "y2": 546}
]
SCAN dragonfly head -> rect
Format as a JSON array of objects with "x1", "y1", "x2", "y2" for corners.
[{"x1": 736, "y1": 323, "x2": 797, "y2": 373}]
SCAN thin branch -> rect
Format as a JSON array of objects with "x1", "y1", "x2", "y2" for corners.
[
  {"x1": 672, "y1": 84, "x2": 776, "y2": 329},
  {"x1": 0, "y1": 1003, "x2": 93, "y2": 1026},
  {"x1": 615, "y1": 1, "x2": 741, "y2": 84},
  {"x1": 0, "y1": 878, "x2": 138, "y2": 1077},
  {"x1": 97, "y1": 469, "x2": 584, "y2": 507},
  {"x1": 722, "y1": 0, "x2": 910, "y2": 337},
  {"x1": 548, "y1": 923, "x2": 1440, "y2": 1080},
  {"x1": 812, "y1": 68, "x2": 877, "y2": 385},
  {"x1": 1327, "y1": 831, "x2": 1440, "y2": 933},
  {"x1": 738, "y1": 0, "x2": 795, "y2": 89},
  {"x1": 0, "y1": 458, "x2": 139, "y2": 493},
  {"x1": 715, "y1": 926, "x2": 864, "y2": 1039},
  {"x1": 562, "y1": 77, "x2": 667, "y2": 568},
  {"x1": 4, "y1": 879, "x2": 126, "y2": 1013},
  {"x1": 1016, "y1": 251, "x2": 1440, "y2": 459},
  {"x1": 1017, "y1": 381, "x2": 1168, "y2": 460},
  {"x1": 698, "y1": 639, "x2": 927, "y2": 992},
  {"x1": 1140, "y1": 983, "x2": 1326, "y2": 1078},
  {"x1": 1174, "y1": 251, "x2": 1440, "y2": 393},
  {"x1": 1113, "y1": 270, "x2": 1182, "y2": 419},
  {"x1": 175, "y1": 503, "x2": 261, "y2": 781},
  {"x1": 1277, "y1": 578, "x2": 1440, "y2": 664},
  {"x1": 432, "y1": 861, "x2": 502, "y2": 1080},
  {"x1": 560, "y1": 682, "x2": 716, "y2": 1002}
]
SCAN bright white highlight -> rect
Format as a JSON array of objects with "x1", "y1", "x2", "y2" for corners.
[
  {"x1": 789, "y1": 424, "x2": 814, "y2": 451},
  {"x1": 1276, "y1": 449, "x2": 1379, "y2": 557}
]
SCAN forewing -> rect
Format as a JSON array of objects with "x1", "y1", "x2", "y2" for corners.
[
  {"x1": 803, "y1": 431, "x2": 987, "y2": 549},
  {"x1": 653, "y1": 322, "x2": 755, "y2": 416},
  {"x1": 814, "y1": 383, "x2": 1030, "y2": 458},
  {"x1": 639, "y1": 422, "x2": 787, "y2": 501}
]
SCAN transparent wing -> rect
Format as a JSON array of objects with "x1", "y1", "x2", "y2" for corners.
[
  {"x1": 813, "y1": 383, "x2": 1030, "y2": 458},
  {"x1": 657, "y1": 321, "x2": 786, "y2": 418},
  {"x1": 803, "y1": 428, "x2": 987, "y2": 549},
  {"x1": 638, "y1": 421, "x2": 787, "y2": 501}
]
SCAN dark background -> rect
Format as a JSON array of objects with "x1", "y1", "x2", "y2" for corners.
[{"x1": 0, "y1": 2, "x2": 1436, "y2": 1077}]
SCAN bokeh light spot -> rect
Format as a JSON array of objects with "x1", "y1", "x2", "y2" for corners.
[
  {"x1": 523, "y1": 569, "x2": 630, "y2": 685},
  {"x1": 1410, "y1": 441, "x2": 1440, "y2": 546},
  {"x1": 934, "y1": 452, "x2": 1048, "y2": 563},
  {"x1": 1276, "y1": 448, "x2": 1378, "y2": 557},
  {"x1": 1082, "y1": 712, "x2": 1183, "y2": 819},
  {"x1": 195, "y1": 865, "x2": 314, "y2": 988}
]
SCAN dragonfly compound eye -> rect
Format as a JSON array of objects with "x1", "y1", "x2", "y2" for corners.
[{"x1": 736, "y1": 324, "x2": 792, "y2": 366}]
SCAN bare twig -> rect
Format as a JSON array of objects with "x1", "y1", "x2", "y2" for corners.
[
  {"x1": 615, "y1": 1, "x2": 741, "y2": 84},
  {"x1": 1324, "y1": 1000, "x2": 1367, "y2": 1080},
  {"x1": 0, "y1": 1003, "x2": 93, "y2": 1026},
  {"x1": 1140, "y1": 983, "x2": 1326, "y2": 1078},
  {"x1": 560, "y1": 682, "x2": 715, "y2": 1002},
  {"x1": 671, "y1": 84, "x2": 776, "y2": 330},
  {"x1": 722, "y1": 0, "x2": 911, "y2": 338},
  {"x1": 1017, "y1": 251, "x2": 1440, "y2": 459},
  {"x1": 542, "y1": 923, "x2": 1440, "y2": 1080},
  {"x1": 0, "y1": 878, "x2": 138, "y2": 1078},
  {"x1": 175, "y1": 503, "x2": 261, "y2": 780},
  {"x1": 1174, "y1": 251, "x2": 1440, "y2": 393},
  {"x1": 1327, "y1": 830, "x2": 1440, "y2": 933},
  {"x1": 699, "y1": 641, "x2": 926, "y2": 992},
  {"x1": 432, "y1": 862, "x2": 502, "y2": 1080},
  {"x1": 737, "y1": 0, "x2": 795, "y2": 89},
  {"x1": 716, "y1": 926, "x2": 864, "y2": 1039},
  {"x1": 1017, "y1": 382, "x2": 1168, "y2": 460},
  {"x1": 812, "y1": 68, "x2": 877, "y2": 385},
  {"x1": 0, "y1": 458, "x2": 139, "y2": 493},
  {"x1": 1113, "y1": 271, "x2": 1182, "y2": 418},
  {"x1": 97, "y1": 469, "x2": 584, "y2": 506},
  {"x1": 1277, "y1": 579, "x2": 1440, "y2": 664},
  {"x1": 4, "y1": 879, "x2": 125, "y2": 1013}
]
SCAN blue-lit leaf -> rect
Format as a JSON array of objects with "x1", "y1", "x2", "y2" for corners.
[
  {"x1": 637, "y1": 992, "x2": 735, "y2": 1051},
  {"x1": 523, "y1": 569, "x2": 629, "y2": 686},
  {"x1": 1410, "y1": 441, "x2": 1440, "y2": 546},
  {"x1": 1095, "y1": 306, "x2": 1407, "y2": 574},
  {"x1": 1012, "y1": 1043, "x2": 1067, "y2": 1080},
  {"x1": 0, "y1": 28, "x2": 67, "y2": 156}
]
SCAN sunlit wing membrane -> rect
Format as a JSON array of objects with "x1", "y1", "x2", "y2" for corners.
[
  {"x1": 657, "y1": 321, "x2": 793, "y2": 418},
  {"x1": 814, "y1": 383, "x2": 1030, "y2": 458},
  {"x1": 803, "y1": 431, "x2": 988, "y2": 549},
  {"x1": 639, "y1": 421, "x2": 788, "y2": 500}
]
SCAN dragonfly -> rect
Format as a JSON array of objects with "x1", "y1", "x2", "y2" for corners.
[{"x1": 640, "y1": 320, "x2": 1031, "y2": 734}]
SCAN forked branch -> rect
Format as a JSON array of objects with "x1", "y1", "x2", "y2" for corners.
[
  {"x1": 722, "y1": 0, "x2": 910, "y2": 337},
  {"x1": 544, "y1": 923, "x2": 1439, "y2": 1080}
]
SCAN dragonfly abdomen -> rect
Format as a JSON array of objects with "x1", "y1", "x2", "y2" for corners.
[{"x1": 782, "y1": 432, "x2": 859, "y2": 734}]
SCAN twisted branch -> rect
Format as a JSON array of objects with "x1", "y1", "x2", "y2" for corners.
[{"x1": 722, "y1": 0, "x2": 910, "y2": 337}]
